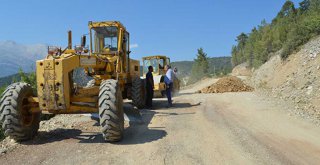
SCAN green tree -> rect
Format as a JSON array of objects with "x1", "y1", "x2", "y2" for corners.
[
  {"x1": 278, "y1": 0, "x2": 297, "y2": 18},
  {"x1": 310, "y1": 0, "x2": 320, "y2": 11},
  {"x1": 194, "y1": 48, "x2": 209, "y2": 74},
  {"x1": 236, "y1": 33, "x2": 248, "y2": 48},
  {"x1": 18, "y1": 68, "x2": 37, "y2": 89},
  {"x1": 299, "y1": 0, "x2": 310, "y2": 12},
  {"x1": 188, "y1": 48, "x2": 209, "y2": 84},
  {"x1": 231, "y1": 46, "x2": 239, "y2": 66}
]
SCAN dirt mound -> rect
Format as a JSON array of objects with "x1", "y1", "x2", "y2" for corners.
[{"x1": 200, "y1": 76, "x2": 254, "y2": 93}]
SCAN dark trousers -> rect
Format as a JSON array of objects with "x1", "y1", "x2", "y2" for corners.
[
  {"x1": 146, "y1": 87, "x2": 154, "y2": 107},
  {"x1": 166, "y1": 83, "x2": 173, "y2": 106}
]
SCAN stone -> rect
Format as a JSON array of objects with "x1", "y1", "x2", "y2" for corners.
[
  {"x1": 0, "y1": 148, "x2": 7, "y2": 154},
  {"x1": 306, "y1": 87, "x2": 313, "y2": 95}
]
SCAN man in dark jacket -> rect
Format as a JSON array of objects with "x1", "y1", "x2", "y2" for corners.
[{"x1": 145, "y1": 66, "x2": 154, "y2": 108}]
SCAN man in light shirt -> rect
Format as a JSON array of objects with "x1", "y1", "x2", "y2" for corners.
[{"x1": 164, "y1": 65, "x2": 174, "y2": 107}]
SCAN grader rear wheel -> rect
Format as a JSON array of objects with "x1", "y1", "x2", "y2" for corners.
[
  {"x1": 0, "y1": 82, "x2": 40, "y2": 141},
  {"x1": 132, "y1": 77, "x2": 145, "y2": 109},
  {"x1": 98, "y1": 80, "x2": 124, "y2": 142}
]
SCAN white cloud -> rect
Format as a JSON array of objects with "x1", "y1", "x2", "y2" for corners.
[{"x1": 130, "y1": 43, "x2": 139, "y2": 49}]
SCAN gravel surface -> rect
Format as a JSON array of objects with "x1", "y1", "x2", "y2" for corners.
[{"x1": 1, "y1": 80, "x2": 320, "y2": 164}]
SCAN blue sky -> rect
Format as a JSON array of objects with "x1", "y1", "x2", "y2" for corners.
[{"x1": 0, "y1": 0, "x2": 301, "y2": 62}]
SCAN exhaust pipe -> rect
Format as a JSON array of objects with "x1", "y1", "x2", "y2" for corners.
[{"x1": 68, "y1": 30, "x2": 72, "y2": 49}]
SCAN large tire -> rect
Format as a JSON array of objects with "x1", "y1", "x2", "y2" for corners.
[
  {"x1": 132, "y1": 77, "x2": 145, "y2": 109},
  {"x1": 0, "y1": 82, "x2": 40, "y2": 141},
  {"x1": 98, "y1": 80, "x2": 124, "y2": 142}
]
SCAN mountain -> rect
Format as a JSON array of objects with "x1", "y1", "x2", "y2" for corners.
[
  {"x1": 0, "y1": 41, "x2": 47, "y2": 77},
  {"x1": 0, "y1": 73, "x2": 20, "y2": 87}
]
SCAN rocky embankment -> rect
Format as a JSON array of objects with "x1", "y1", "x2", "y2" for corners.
[{"x1": 249, "y1": 36, "x2": 320, "y2": 122}]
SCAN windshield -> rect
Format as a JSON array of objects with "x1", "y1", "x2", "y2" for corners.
[
  {"x1": 143, "y1": 59, "x2": 159, "y2": 75},
  {"x1": 92, "y1": 26, "x2": 118, "y2": 53},
  {"x1": 159, "y1": 59, "x2": 164, "y2": 69}
]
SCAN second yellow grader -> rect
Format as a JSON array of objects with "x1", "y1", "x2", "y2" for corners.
[{"x1": 142, "y1": 55, "x2": 180, "y2": 97}]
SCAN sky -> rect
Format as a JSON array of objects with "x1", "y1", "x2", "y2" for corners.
[{"x1": 0, "y1": 0, "x2": 301, "y2": 62}]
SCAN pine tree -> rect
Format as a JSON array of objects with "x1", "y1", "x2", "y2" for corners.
[
  {"x1": 188, "y1": 48, "x2": 209, "y2": 84},
  {"x1": 195, "y1": 48, "x2": 209, "y2": 74},
  {"x1": 299, "y1": 0, "x2": 310, "y2": 12}
]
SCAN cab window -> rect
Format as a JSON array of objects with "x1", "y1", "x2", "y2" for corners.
[{"x1": 92, "y1": 26, "x2": 118, "y2": 53}]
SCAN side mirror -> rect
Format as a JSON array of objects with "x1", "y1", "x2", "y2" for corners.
[{"x1": 81, "y1": 35, "x2": 86, "y2": 47}]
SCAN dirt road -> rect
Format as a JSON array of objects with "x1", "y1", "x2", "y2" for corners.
[{"x1": 1, "y1": 80, "x2": 320, "y2": 165}]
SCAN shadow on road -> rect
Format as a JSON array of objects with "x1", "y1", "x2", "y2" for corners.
[
  {"x1": 22, "y1": 129, "x2": 84, "y2": 145},
  {"x1": 152, "y1": 99, "x2": 201, "y2": 110},
  {"x1": 21, "y1": 102, "x2": 172, "y2": 145},
  {"x1": 177, "y1": 92, "x2": 197, "y2": 96},
  {"x1": 116, "y1": 109, "x2": 167, "y2": 145},
  {"x1": 21, "y1": 99, "x2": 198, "y2": 145}
]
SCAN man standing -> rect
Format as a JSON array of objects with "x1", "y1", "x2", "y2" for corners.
[
  {"x1": 164, "y1": 65, "x2": 174, "y2": 108},
  {"x1": 145, "y1": 66, "x2": 154, "y2": 108}
]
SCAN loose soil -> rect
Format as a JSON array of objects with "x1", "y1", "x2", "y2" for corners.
[{"x1": 200, "y1": 76, "x2": 253, "y2": 93}]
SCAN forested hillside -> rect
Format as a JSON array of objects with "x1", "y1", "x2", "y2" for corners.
[
  {"x1": 232, "y1": 0, "x2": 320, "y2": 68},
  {"x1": 172, "y1": 57, "x2": 231, "y2": 79},
  {"x1": 172, "y1": 55, "x2": 232, "y2": 85}
]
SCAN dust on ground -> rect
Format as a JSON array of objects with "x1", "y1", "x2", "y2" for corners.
[{"x1": 199, "y1": 76, "x2": 254, "y2": 93}]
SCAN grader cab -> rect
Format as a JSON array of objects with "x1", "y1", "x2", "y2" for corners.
[
  {"x1": 0, "y1": 21, "x2": 145, "y2": 142},
  {"x1": 142, "y1": 55, "x2": 180, "y2": 97}
]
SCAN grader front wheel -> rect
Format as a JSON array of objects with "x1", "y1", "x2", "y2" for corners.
[
  {"x1": 98, "y1": 80, "x2": 124, "y2": 142},
  {"x1": 0, "y1": 82, "x2": 40, "y2": 141}
]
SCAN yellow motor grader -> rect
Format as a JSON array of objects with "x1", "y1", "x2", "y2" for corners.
[
  {"x1": 142, "y1": 55, "x2": 180, "y2": 97},
  {"x1": 0, "y1": 21, "x2": 145, "y2": 142}
]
